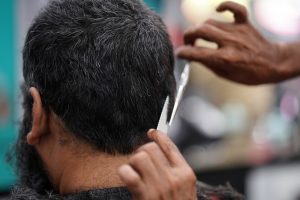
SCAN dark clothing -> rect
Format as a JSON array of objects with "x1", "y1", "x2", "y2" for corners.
[{"x1": 10, "y1": 182, "x2": 244, "y2": 200}]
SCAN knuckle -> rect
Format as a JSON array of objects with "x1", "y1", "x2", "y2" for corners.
[
  {"x1": 176, "y1": 167, "x2": 197, "y2": 184},
  {"x1": 203, "y1": 19, "x2": 218, "y2": 26},
  {"x1": 186, "y1": 169, "x2": 197, "y2": 183},
  {"x1": 136, "y1": 143, "x2": 164, "y2": 159},
  {"x1": 204, "y1": 19, "x2": 214, "y2": 25},
  {"x1": 186, "y1": 24, "x2": 211, "y2": 35},
  {"x1": 129, "y1": 152, "x2": 149, "y2": 165},
  {"x1": 126, "y1": 175, "x2": 141, "y2": 187},
  {"x1": 222, "y1": 49, "x2": 240, "y2": 62},
  {"x1": 138, "y1": 142, "x2": 159, "y2": 153},
  {"x1": 199, "y1": 23, "x2": 212, "y2": 33},
  {"x1": 165, "y1": 141, "x2": 177, "y2": 154},
  {"x1": 236, "y1": 5, "x2": 248, "y2": 20},
  {"x1": 240, "y1": 6, "x2": 247, "y2": 16},
  {"x1": 184, "y1": 26, "x2": 197, "y2": 36},
  {"x1": 155, "y1": 185, "x2": 168, "y2": 197},
  {"x1": 168, "y1": 176, "x2": 181, "y2": 191}
]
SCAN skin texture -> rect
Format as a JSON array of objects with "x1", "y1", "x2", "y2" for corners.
[
  {"x1": 118, "y1": 130, "x2": 197, "y2": 200},
  {"x1": 177, "y1": 1, "x2": 300, "y2": 85}
]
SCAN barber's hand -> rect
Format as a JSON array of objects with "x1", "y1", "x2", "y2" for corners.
[
  {"x1": 177, "y1": 1, "x2": 292, "y2": 85},
  {"x1": 118, "y1": 129, "x2": 197, "y2": 200}
]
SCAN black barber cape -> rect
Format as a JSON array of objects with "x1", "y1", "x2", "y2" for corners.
[{"x1": 10, "y1": 182, "x2": 244, "y2": 200}]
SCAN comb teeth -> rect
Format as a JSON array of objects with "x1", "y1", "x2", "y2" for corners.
[{"x1": 156, "y1": 96, "x2": 169, "y2": 134}]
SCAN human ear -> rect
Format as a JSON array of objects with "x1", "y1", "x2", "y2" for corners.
[{"x1": 27, "y1": 87, "x2": 48, "y2": 145}]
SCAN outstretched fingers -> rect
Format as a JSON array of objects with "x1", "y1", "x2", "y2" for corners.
[
  {"x1": 176, "y1": 46, "x2": 220, "y2": 65},
  {"x1": 217, "y1": 1, "x2": 248, "y2": 24},
  {"x1": 184, "y1": 23, "x2": 226, "y2": 46}
]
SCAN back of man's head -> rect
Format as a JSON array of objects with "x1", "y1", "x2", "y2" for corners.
[
  {"x1": 23, "y1": 0, "x2": 175, "y2": 153},
  {"x1": 17, "y1": 0, "x2": 176, "y2": 192}
]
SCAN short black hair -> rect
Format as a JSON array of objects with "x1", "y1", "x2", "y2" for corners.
[
  {"x1": 23, "y1": 0, "x2": 175, "y2": 153},
  {"x1": 16, "y1": 0, "x2": 175, "y2": 193}
]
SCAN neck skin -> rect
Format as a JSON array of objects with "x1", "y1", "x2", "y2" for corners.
[
  {"x1": 35, "y1": 113, "x2": 131, "y2": 195},
  {"x1": 58, "y1": 151, "x2": 130, "y2": 195},
  {"x1": 27, "y1": 88, "x2": 131, "y2": 195}
]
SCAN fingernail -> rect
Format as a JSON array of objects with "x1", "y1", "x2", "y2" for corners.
[
  {"x1": 147, "y1": 129, "x2": 157, "y2": 137},
  {"x1": 147, "y1": 129, "x2": 156, "y2": 134}
]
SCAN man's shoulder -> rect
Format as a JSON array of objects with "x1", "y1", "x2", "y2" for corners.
[
  {"x1": 10, "y1": 186, "x2": 132, "y2": 200},
  {"x1": 196, "y1": 181, "x2": 244, "y2": 200},
  {"x1": 63, "y1": 187, "x2": 132, "y2": 200},
  {"x1": 11, "y1": 183, "x2": 244, "y2": 200}
]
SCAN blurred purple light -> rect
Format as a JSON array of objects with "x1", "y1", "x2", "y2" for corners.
[{"x1": 280, "y1": 92, "x2": 299, "y2": 120}]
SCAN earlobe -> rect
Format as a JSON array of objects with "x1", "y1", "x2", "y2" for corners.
[
  {"x1": 27, "y1": 87, "x2": 47, "y2": 145},
  {"x1": 27, "y1": 131, "x2": 39, "y2": 145}
]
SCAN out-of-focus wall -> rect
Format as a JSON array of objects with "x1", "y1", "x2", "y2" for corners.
[
  {"x1": 0, "y1": 0, "x2": 17, "y2": 192},
  {"x1": 0, "y1": 0, "x2": 48, "y2": 192}
]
